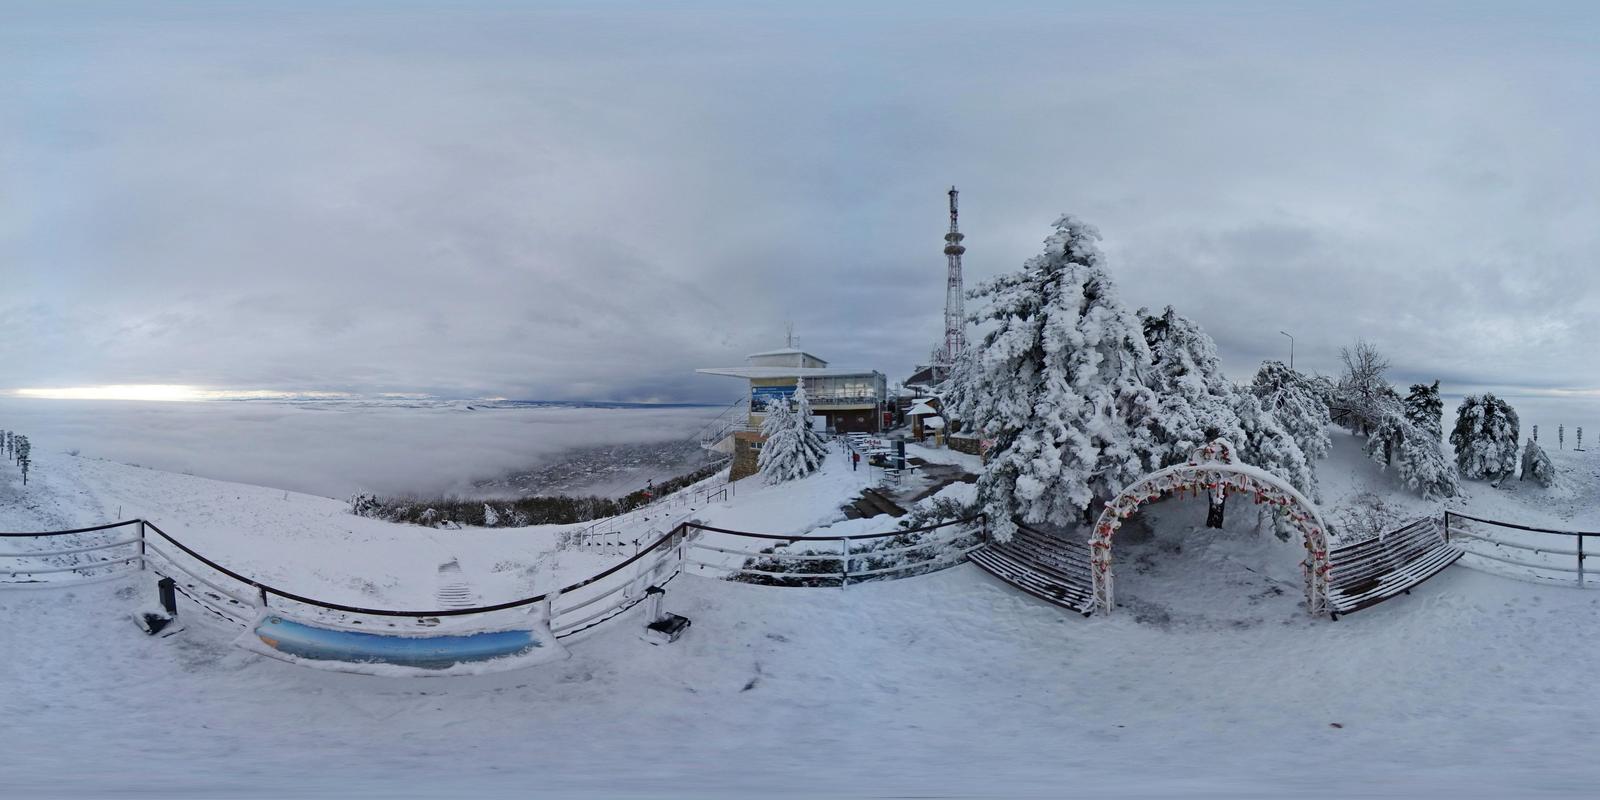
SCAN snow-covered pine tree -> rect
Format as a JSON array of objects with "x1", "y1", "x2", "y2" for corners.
[
  {"x1": 757, "y1": 381, "x2": 827, "y2": 483},
  {"x1": 1364, "y1": 411, "x2": 1459, "y2": 500},
  {"x1": 483, "y1": 504, "x2": 501, "y2": 527},
  {"x1": 1579, "y1": 427, "x2": 1585, "y2": 451},
  {"x1": 1403, "y1": 380, "x2": 1444, "y2": 442},
  {"x1": 1533, "y1": 424, "x2": 1539, "y2": 443},
  {"x1": 1137, "y1": 306, "x2": 1321, "y2": 527},
  {"x1": 1450, "y1": 394, "x2": 1521, "y2": 483},
  {"x1": 1251, "y1": 360, "x2": 1332, "y2": 467},
  {"x1": 1559, "y1": 424, "x2": 1565, "y2": 450},
  {"x1": 789, "y1": 381, "x2": 830, "y2": 460},
  {"x1": 1521, "y1": 438, "x2": 1557, "y2": 488},
  {"x1": 16, "y1": 435, "x2": 29, "y2": 485},
  {"x1": 952, "y1": 216, "x2": 1158, "y2": 541},
  {"x1": 1138, "y1": 306, "x2": 1240, "y2": 467}
]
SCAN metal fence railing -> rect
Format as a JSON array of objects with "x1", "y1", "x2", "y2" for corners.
[
  {"x1": 1445, "y1": 511, "x2": 1598, "y2": 587},
  {"x1": 681, "y1": 515, "x2": 987, "y2": 587},
  {"x1": 1, "y1": 517, "x2": 691, "y2": 642},
  {"x1": 2, "y1": 509, "x2": 986, "y2": 651}
]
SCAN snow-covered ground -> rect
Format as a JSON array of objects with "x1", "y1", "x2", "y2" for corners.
[
  {"x1": 8, "y1": 427, "x2": 1600, "y2": 796},
  {"x1": 10, "y1": 545, "x2": 1600, "y2": 797}
]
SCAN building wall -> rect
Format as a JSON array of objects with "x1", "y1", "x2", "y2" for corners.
[{"x1": 730, "y1": 430, "x2": 765, "y2": 481}]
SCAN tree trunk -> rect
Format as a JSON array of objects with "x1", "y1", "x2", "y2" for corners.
[{"x1": 1206, "y1": 491, "x2": 1226, "y2": 529}]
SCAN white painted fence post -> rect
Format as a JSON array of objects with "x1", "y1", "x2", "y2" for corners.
[{"x1": 840, "y1": 538, "x2": 850, "y2": 589}]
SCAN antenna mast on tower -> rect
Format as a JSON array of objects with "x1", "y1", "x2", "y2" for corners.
[{"x1": 940, "y1": 186, "x2": 967, "y2": 371}]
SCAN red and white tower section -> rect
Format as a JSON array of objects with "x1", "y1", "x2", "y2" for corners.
[{"x1": 939, "y1": 186, "x2": 967, "y2": 368}]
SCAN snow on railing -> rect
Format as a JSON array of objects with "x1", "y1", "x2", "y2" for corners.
[
  {"x1": 1, "y1": 511, "x2": 986, "y2": 654},
  {"x1": 681, "y1": 515, "x2": 987, "y2": 587},
  {"x1": 0, "y1": 520, "x2": 148, "y2": 587},
  {"x1": 566, "y1": 472, "x2": 734, "y2": 554},
  {"x1": 1445, "y1": 511, "x2": 1600, "y2": 587},
  {"x1": 0, "y1": 518, "x2": 694, "y2": 643}
]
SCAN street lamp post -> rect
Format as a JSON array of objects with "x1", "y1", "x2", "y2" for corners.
[{"x1": 1279, "y1": 331, "x2": 1295, "y2": 370}]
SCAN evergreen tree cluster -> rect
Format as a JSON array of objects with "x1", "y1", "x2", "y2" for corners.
[
  {"x1": 946, "y1": 215, "x2": 1333, "y2": 539},
  {"x1": 3, "y1": 431, "x2": 31, "y2": 485},
  {"x1": 349, "y1": 458, "x2": 730, "y2": 528}
]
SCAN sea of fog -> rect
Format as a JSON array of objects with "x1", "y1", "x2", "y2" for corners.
[
  {"x1": 1, "y1": 392, "x2": 1590, "y2": 504},
  {"x1": 0, "y1": 399, "x2": 724, "y2": 500}
]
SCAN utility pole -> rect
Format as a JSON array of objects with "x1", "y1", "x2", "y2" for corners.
[{"x1": 1279, "y1": 330, "x2": 1295, "y2": 370}]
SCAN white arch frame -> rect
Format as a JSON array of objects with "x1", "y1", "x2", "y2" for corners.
[{"x1": 1088, "y1": 440, "x2": 1332, "y2": 616}]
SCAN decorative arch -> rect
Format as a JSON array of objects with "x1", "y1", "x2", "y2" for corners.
[{"x1": 1088, "y1": 439, "x2": 1331, "y2": 616}]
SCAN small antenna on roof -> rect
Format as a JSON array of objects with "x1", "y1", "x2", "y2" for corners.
[{"x1": 785, "y1": 322, "x2": 794, "y2": 348}]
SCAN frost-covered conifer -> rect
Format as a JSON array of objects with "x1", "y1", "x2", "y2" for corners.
[
  {"x1": 483, "y1": 504, "x2": 501, "y2": 526},
  {"x1": 16, "y1": 435, "x2": 30, "y2": 485},
  {"x1": 1403, "y1": 380, "x2": 1444, "y2": 442},
  {"x1": 1252, "y1": 360, "x2": 1332, "y2": 466},
  {"x1": 1450, "y1": 394, "x2": 1521, "y2": 483},
  {"x1": 1139, "y1": 308, "x2": 1322, "y2": 525},
  {"x1": 1139, "y1": 306, "x2": 1239, "y2": 467},
  {"x1": 952, "y1": 216, "x2": 1157, "y2": 540},
  {"x1": 1365, "y1": 412, "x2": 1459, "y2": 500},
  {"x1": 1559, "y1": 424, "x2": 1565, "y2": 450},
  {"x1": 757, "y1": 381, "x2": 827, "y2": 483},
  {"x1": 1521, "y1": 439, "x2": 1557, "y2": 488}
]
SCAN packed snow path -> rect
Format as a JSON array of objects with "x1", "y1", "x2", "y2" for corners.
[{"x1": 8, "y1": 564, "x2": 1600, "y2": 797}]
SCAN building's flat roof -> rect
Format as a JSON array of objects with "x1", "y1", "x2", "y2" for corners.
[
  {"x1": 697, "y1": 367, "x2": 884, "y2": 379},
  {"x1": 745, "y1": 347, "x2": 827, "y2": 362}
]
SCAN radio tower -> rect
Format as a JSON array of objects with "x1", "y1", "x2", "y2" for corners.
[{"x1": 939, "y1": 186, "x2": 967, "y2": 374}]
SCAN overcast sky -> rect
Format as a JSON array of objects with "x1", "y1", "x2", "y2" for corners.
[{"x1": 4, "y1": 1, "x2": 1599, "y2": 403}]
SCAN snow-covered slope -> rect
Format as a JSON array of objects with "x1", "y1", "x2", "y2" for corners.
[
  {"x1": 8, "y1": 555, "x2": 1600, "y2": 797},
  {"x1": 8, "y1": 433, "x2": 1600, "y2": 796}
]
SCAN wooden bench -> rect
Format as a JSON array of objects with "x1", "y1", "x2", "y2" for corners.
[
  {"x1": 967, "y1": 524, "x2": 1094, "y2": 616},
  {"x1": 1326, "y1": 517, "x2": 1462, "y2": 619}
]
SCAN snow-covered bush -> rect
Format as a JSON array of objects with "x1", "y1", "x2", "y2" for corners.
[
  {"x1": 952, "y1": 216, "x2": 1158, "y2": 540},
  {"x1": 1521, "y1": 439, "x2": 1557, "y2": 488},
  {"x1": 757, "y1": 381, "x2": 828, "y2": 483},
  {"x1": 1450, "y1": 394, "x2": 1521, "y2": 483},
  {"x1": 349, "y1": 492, "x2": 383, "y2": 518},
  {"x1": 1364, "y1": 412, "x2": 1459, "y2": 500},
  {"x1": 1403, "y1": 380, "x2": 1444, "y2": 442}
]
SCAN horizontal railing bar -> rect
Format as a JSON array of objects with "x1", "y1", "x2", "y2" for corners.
[
  {"x1": 551, "y1": 581, "x2": 629, "y2": 617},
  {"x1": 1458, "y1": 547, "x2": 1583, "y2": 574},
  {"x1": 1448, "y1": 530, "x2": 1582, "y2": 556},
  {"x1": 145, "y1": 549, "x2": 256, "y2": 608},
  {"x1": 0, "y1": 537, "x2": 143, "y2": 558},
  {"x1": 686, "y1": 515, "x2": 985, "y2": 542},
  {"x1": 0, "y1": 519, "x2": 142, "y2": 537},
  {"x1": 1448, "y1": 511, "x2": 1600, "y2": 537},
  {"x1": 688, "y1": 543, "x2": 842, "y2": 561},
  {"x1": 684, "y1": 559, "x2": 842, "y2": 579}
]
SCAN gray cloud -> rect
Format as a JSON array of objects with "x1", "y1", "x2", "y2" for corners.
[{"x1": 4, "y1": 2, "x2": 1599, "y2": 403}]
